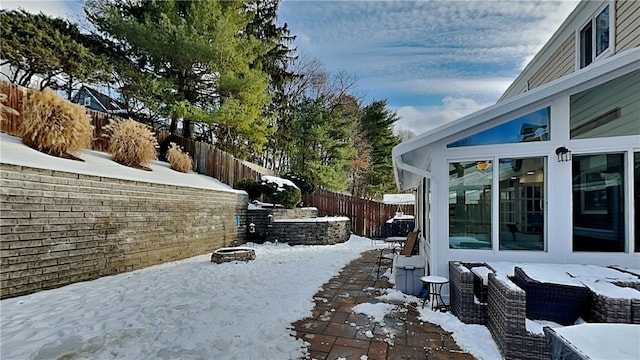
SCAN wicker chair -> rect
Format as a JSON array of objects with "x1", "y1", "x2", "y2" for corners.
[
  {"x1": 449, "y1": 261, "x2": 489, "y2": 324},
  {"x1": 486, "y1": 273, "x2": 549, "y2": 360}
]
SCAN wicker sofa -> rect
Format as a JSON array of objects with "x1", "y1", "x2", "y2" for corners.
[
  {"x1": 449, "y1": 261, "x2": 640, "y2": 359},
  {"x1": 585, "y1": 280, "x2": 640, "y2": 324},
  {"x1": 512, "y1": 266, "x2": 592, "y2": 326}
]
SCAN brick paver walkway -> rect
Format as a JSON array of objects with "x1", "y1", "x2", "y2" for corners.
[{"x1": 292, "y1": 249, "x2": 476, "y2": 360}]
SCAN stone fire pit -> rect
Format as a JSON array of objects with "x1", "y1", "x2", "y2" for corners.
[{"x1": 211, "y1": 247, "x2": 256, "y2": 264}]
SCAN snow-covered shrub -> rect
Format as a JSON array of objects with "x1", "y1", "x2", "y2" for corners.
[
  {"x1": 166, "y1": 142, "x2": 192, "y2": 173},
  {"x1": 20, "y1": 88, "x2": 93, "y2": 158},
  {"x1": 283, "y1": 172, "x2": 317, "y2": 194},
  {"x1": 260, "y1": 175, "x2": 301, "y2": 209},
  {"x1": 235, "y1": 178, "x2": 262, "y2": 201},
  {"x1": 103, "y1": 118, "x2": 157, "y2": 169}
]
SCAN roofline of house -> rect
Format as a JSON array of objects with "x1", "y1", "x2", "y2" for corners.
[
  {"x1": 80, "y1": 85, "x2": 126, "y2": 113},
  {"x1": 81, "y1": 86, "x2": 110, "y2": 112},
  {"x1": 393, "y1": 47, "x2": 640, "y2": 190}
]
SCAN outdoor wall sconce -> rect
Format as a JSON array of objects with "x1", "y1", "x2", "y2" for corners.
[
  {"x1": 248, "y1": 223, "x2": 256, "y2": 234},
  {"x1": 555, "y1": 146, "x2": 571, "y2": 162}
]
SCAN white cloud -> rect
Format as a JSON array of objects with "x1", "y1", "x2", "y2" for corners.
[
  {"x1": 2, "y1": 0, "x2": 83, "y2": 21},
  {"x1": 281, "y1": 1, "x2": 580, "y2": 102},
  {"x1": 395, "y1": 77, "x2": 513, "y2": 98},
  {"x1": 393, "y1": 96, "x2": 489, "y2": 136}
]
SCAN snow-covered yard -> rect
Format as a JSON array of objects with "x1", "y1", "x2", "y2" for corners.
[
  {"x1": 0, "y1": 237, "x2": 370, "y2": 359},
  {"x1": 1, "y1": 236, "x2": 504, "y2": 359}
]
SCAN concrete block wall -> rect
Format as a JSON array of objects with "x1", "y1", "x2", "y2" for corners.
[
  {"x1": 270, "y1": 217, "x2": 351, "y2": 245},
  {"x1": 0, "y1": 163, "x2": 248, "y2": 299}
]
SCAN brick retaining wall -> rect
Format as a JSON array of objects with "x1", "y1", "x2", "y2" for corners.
[{"x1": 0, "y1": 163, "x2": 248, "y2": 299}]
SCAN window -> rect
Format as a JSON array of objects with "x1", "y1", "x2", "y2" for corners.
[
  {"x1": 572, "y1": 153, "x2": 625, "y2": 252},
  {"x1": 499, "y1": 157, "x2": 545, "y2": 251},
  {"x1": 447, "y1": 107, "x2": 550, "y2": 148},
  {"x1": 570, "y1": 70, "x2": 640, "y2": 139},
  {"x1": 83, "y1": 96, "x2": 91, "y2": 106},
  {"x1": 449, "y1": 161, "x2": 492, "y2": 249},
  {"x1": 579, "y1": 4, "x2": 611, "y2": 69}
]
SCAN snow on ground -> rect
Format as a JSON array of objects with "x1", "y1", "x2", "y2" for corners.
[
  {"x1": 352, "y1": 286, "x2": 502, "y2": 360},
  {"x1": 0, "y1": 236, "x2": 377, "y2": 359},
  {"x1": 0, "y1": 236, "x2": 502, "y2": 360},
  {"x1": 0, "y1": 132, "x2": 237, "y2": 193},
  {"x1": 418, "y1": 304, "x2": 502, "y2": 360}
]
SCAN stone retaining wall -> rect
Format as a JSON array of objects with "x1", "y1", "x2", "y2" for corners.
[
  {"x1": 270, "y1": 217, "x2": 351, "y2": 245},
  {"x1": 271, "y1": 207, "x2": 318, "y2": 220},
  {"x1": 0, "y1": 163, "x2": 248, "y2": 299},
  {"x1": 246, "y1": 207, "x2": 319, "y2": 243}
]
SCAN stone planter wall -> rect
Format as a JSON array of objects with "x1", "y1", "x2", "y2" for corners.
[
  {"x1": 270, "y1": 217, "x2": 351, "y2": 245},
  {"x1": 0, "y1": 163, "x2": 248, "y2": 299},
  {"x1": 271, "y1": 207, "x2": 318, "y2": 220},
  {"x1": 246, "y1": 207, "x2": 319, "y2": 243}
]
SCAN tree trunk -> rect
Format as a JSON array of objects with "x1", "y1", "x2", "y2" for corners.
[
  {"x1": 66, "y1": 75, "x2": 74, "y2": 100},
  {"x1": 169, "y1": 114, "x2": 178, "y2": 135},
  {"x1": 183, "y1": 119, "x2": 192, "y2": 139}
]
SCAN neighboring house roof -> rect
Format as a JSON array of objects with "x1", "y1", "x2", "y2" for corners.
[
  {"x1": 76, "y1": 86, "x2": 127, "y2": 114},
  {"x1": 392, "y1": 48, "x2": 640, "y2": 191}
]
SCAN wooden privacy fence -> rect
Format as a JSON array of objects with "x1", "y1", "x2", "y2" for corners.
[
  {"x1": 303, "y1": 189, "x2": 412, "y2": 238},
  {"x1": 169, "y1": 136, "x2": 263, "y2": 187},
  {"x1": 1, "y1": 81, "x2": 413, "y2": 237}
]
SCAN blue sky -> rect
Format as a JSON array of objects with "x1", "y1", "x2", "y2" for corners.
[
  {"x1": 4, "y1": 0, "x2": 580, "y2": 135},
  {"x1": 277, "y1": 0, "x2": 579, "y2": 134}
]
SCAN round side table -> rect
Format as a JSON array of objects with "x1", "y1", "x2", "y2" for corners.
[{"x1": 420, "y1": 275, "x2": 449, "y2": 312}]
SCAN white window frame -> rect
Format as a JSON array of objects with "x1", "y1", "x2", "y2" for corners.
[
  {"x1": 576, "y1": 1, "x2": 615, "y2": 70},
  {"x1": 83, "y1": 96, "x2": 91, "y2": 106}
]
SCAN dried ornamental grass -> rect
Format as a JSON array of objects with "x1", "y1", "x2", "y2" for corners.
[
  {"x1": 103, "y1": 118, "x2": 158, "y2": 170},
  {"x1": 0, "y1": 92, "x2": 19, "y2": 123},
  {"x1": 20, "y1": 88, "x2": 93, "y2": 159},
  {"x1": 166, "y1": 142, "x2": 193, "y2": 173}
]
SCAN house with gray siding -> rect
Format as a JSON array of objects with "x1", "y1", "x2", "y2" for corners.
[{"x1": 392, "y1": 0, "x2": 639, "y2": 282}]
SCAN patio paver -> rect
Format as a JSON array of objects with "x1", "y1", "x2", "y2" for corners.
[{"x1": 292, "y1": 249, "x2": 477, "y2": 360}]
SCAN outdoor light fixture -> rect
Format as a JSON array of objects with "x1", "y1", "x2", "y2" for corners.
[{"x1": 555, "y1": 146, "x2": 571, "y2": 162}]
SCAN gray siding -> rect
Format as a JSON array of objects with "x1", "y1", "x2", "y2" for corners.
[
  {"x1": 569, "y1": 69, "x2": 640, "y2": 138},
  {"x1": 502, "y1": 0, "x2": 640, "y2": 101},
  {"x1": 616, "y1": 0, "x2": 640, "y2": 52},
  {"x1": 528, "y1": 35, "x2": 576, "y2": 90}
]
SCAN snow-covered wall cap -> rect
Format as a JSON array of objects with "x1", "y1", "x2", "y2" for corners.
[{"x1": 261, "y1": 175, "x2": 299, "y2": 190}]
